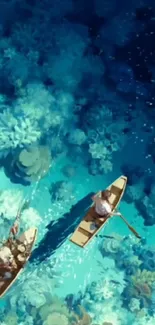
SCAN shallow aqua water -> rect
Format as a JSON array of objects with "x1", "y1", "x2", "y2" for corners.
[
  {"x1": 0, "y1": 1, "x2": 155, "y2": 324},
  {"x1": 0, "y1": 152, "x2": 154, "y2": 324}
]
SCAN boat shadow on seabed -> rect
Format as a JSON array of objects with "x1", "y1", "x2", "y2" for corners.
[{"x1": 29, "y1": 192, "x2": 95, "y2": 264}]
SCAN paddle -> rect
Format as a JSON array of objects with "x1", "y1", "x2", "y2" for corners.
[{"x1": 116, "y1": 212, "x2": 141, "y2": 239}]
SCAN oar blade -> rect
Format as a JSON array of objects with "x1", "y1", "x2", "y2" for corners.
[
  {"x1": 128, "y1": 226, "x2": 141, "y2": 239},
  {"x1": 118, "y1": 212, "x2": 141, "y2": 239}
]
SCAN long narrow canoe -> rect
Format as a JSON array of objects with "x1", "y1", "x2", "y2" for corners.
[
  {"x1": 0, "y1": 227, "x2": 37, "y2": 298},
  {"x1": 70, "y1": 175, "x2": 127, "y2": 248}
]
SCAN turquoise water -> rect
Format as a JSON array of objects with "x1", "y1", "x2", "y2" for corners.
[
  {"x1": 0, "y1": 153, "x2": 155, "y2": 324},
  {"x1": 0, "y1": 1, "x2": 155, "y2": 324}
]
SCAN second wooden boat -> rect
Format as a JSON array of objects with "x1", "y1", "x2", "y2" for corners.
[
  {"x1": 0, "y1": 227, "x2": 37, "y2": 298},
  {"x1": 70, "y1": 175, "x2": 127, "y2": 248}
]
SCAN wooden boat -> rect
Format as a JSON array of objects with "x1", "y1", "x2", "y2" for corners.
[
  {"x1": 70, "y1": 175, "x2": 127, "y2": 248},
  {"x1": 0, "y1": 227, "x2": 37, "y2": 298}
]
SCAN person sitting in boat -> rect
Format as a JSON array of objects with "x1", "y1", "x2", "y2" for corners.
[
  {"x1": 0, "y1": 246, "x2": 16, "y2": 271},
  {"x1": 10, "y1": 222, "x2": 19, "y2": 238},
  {"x1": 92, "y1": 190, "x2": 121, "y2": 217}
]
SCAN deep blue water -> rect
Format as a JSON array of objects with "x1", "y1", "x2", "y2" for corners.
[{"x1": 0, "y1": 0, "x2": 155, "y2": 324}]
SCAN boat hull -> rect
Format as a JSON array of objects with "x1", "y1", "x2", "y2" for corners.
[
  {"x1": 0, "y1": 227, "x2": 37, "y2": 298},
  {"x1": 70, "y1": 176, "x2": 127, "y2": 248}
]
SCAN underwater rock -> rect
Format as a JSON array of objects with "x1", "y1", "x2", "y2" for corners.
[
  {"x1": 131, "y1": 269, "x2": 155, "y2": 288},
  {"x1": 140, "y1": 248, "x2": 155, "y2": 271},
  {"x1": 67, "y1": 128, "x2": 87, "y2": 146},
  {"x1": 4, "y1": 312, "x2": 18, "y2": 325},
  {"x1": 49, "y1": 180, "x2": 74, "y2": 201},
  {"x1": 124, "y1": 269, "x2": 155, "y2": 309},
  {"x1": 126, "y1": 282, "x2": 152, "y2": 308},
  {"x1": 0, "y1": 189, "x2": 23, "y2": 221},
  {"x1": 0, "y1": 108, "x2": 41, "y2": 151},
  {"x1": 4, "y1": 145, "x2": 52, "y2": 184},
  {"x1": 121, "y1": 164, "x2": 144, "y2": 185},
  {"x1": 65, "y1": 292, "x2": 82, "y2": 310},
  {"x1": 87, "y1": 268, "x2": 126, "y2": 303},
  {"x1": 135, "y1": 182, "x2": 155, "y2": 226},
  {"x1": 151, "y1": 282, "x2": 155, "y2": 314},
  {"x1": 116, "y1": 251, "x2": 142, "y2": 275},
  {"x1": 125, "y1": 184, "x2": 144, "y2": 203},
  {"x1": 88, "y1": 142, "x2": 109, "y2": 160},
  {"x1": 61, "y1": 164, "x2": 77, "y2": 178},
  {"x1": 99, "y1": 235, "x2": 122, "y2": 255},
  {"x1": 43, "y1": 312, "x2": 69, "y2": 325},
  {"x1": 128, "y1": 298, "x2": 141, "y2": 312},
  {"x1": 88, "y1": 159, "x2": 101, "y2": 176},
  {"x1": 138, "y1": 196, "x2": 155, "y2": 226},
  {"x1": 73, "y1": 305, "x2": 92, "y2": 325},
  {"x1": 38, "y1": 296, "x2": 91, "y2": 325},
  {"x1": 99, "y1": 158, "x2": 113, "y2": 174}
]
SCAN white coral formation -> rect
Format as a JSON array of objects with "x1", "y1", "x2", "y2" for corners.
[
  {"x1": 0, "y1": 189, "x2": 41, "y2": 229},
  {"x1": 0, "y1": 189, "x2": 23, "y2": 221},
  {"x1": 43, "y1": 313, "x2": 69, "y2": 325},
  {"x1": 16, "y1": 82, "x2": 55, "y2": 113},
  {"x1": 10, "y1": 273, "x2": 53, "y2": 310},
  {"x1": 89, "y1": 142, "x2": 109, "y2": 159},
  {"x1": 0, "y1": 108, "x2": 41, "y2": 149},
  {"x1": 88, "y1": 267, "x2": 126, "y2": 305},
  {"x1": 38, "y1": 294, "x2": 75, "y2": 325},
  {"x1": 15, "y1": 82, "x2": 56, "y2": 130},
  {"x1": 132, "y1": 313, "x2": 155, "y2": 325},
  {"x1": 0, "y1": 83, "x2": 63, "y2": 152},
  {"x1": 99, "y1": 158, "x2": 113, "y2": 173},
  {"x1": 126, "y1": 184, "x2": 144, "y2": 201},
  {"x1": 96, "y1": 279, "x2": 116, "y2": 299},
  {"x1": 20, "y1": 207, "x2": 42, "y2": 228},
  {"x1": 68, "y1": 128, "x2": 87, "y2": 145},
  {"x1": 128, "y1": 298, "x2": 141, "y2": 312},
  {"x1": 19, "y1": 315, "x2": 34, "y2": 325},
  {"x1": 105, "y1": 269, "x2": 126, "y2": 294},
  {"x1": 88, "y1": 298, "x2": 129, "y2": 325},
  {"x1": 100, "y1": 311, "x2": 121, "y2": 325},
  {"x1": 101, "y1": 236, "x2": 121, "y2": 254}
]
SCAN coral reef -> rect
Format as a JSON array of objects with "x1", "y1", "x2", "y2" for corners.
[
  {"x1": 6, "y1": 145, "x2": 52, "y2": 184},
  {"x1": 140, "y1": 247, "x2": 155, "y2": 271},
  {"x1": 4, "y1": 312, "x2": 18, "y2": 325},
  {"x1": 123, "y1": 266, "x2": 155, "y2": 311},
  {"x1": 0, "y1": 188, "x2": 42, "y2": 237},
  {"x1": 124, "y1": 181, "x2": 155, "y2": 226},
  {"x1": 81, "y1": 235, "x2": 155, "y2": 323},
  {"x1": 0, "y1": 108, "x2": 41, "y2": 152},
  {"x1": 0, "y1": 0, "x2": 154, "y2": 324},
  {"x1": 99, "y1": 234, "x2": 122, "y2": 255},
  {"x1": 38, "y1": 296, "x2": 91, "y2": 325},
  {"x1": 139, "y1": 195, "x2": 155, "y2": 226},
  {"x1": 20, "y1": 207, "x2": 42, "y2": 229},
  {"x1": 151, "y1": 282, "x2": 155, "y2": 314},
  {"x1": 68, "y1": 128, "x2": 87, "y2": 146},
  {"x1": 0, "y1": 189, "x2": 23, "y2": 221}
]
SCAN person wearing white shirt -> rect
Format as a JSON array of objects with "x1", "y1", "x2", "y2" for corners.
[{"x1": 92, "y1": 190, "x2": 121, "y2": 217}]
